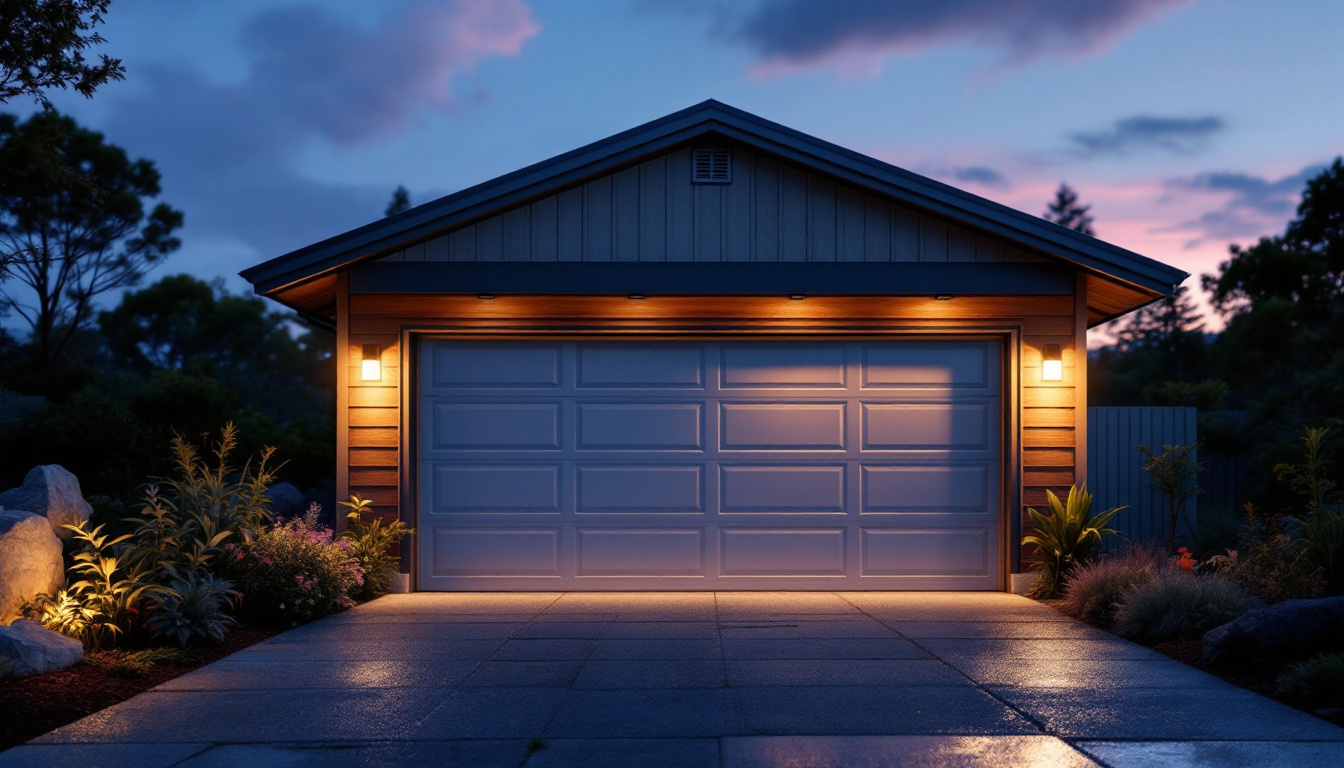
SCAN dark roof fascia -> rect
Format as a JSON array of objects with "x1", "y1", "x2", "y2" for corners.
[{"x1": 242, "y1": 100, "x2": 1188, "y2": 297}]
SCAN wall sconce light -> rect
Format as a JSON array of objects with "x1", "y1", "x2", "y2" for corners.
[
  {"x1": 361, "y1": 344, "x2": 381, "y2": 382},
  {"x1": 934, "y1": 294, "x2": 953, "y2": 301},
  {"x1": 1042, "y1": 343, "x2": 1063, "y2": 382},
  {"x1": 477, "y1": 293, "x2": 495, "y2": 300},
  {"x1": 627, "y1": 293, "x2": 645, "y2": 300},
  {"x1": 789, "y1": 294, "x2": 806, "y2": 300}
]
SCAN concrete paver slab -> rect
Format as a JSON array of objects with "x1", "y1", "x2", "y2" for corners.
[
  {"x1": 174, "y1": 741, "x2": 531, "y2": 768},
  {"x1": 155, "y1": 659, "x2": 477, "y2": 690},
  {"x1": 574, "y1": 659, "x2": 726, "y2": 689},
  {"x1": 525, "y1": 738, "x2": 720, "y2": 768},
  {"x1": 994, "y1": 685, "x2": 1344, "y2": 740},
  {"x1": 734, "y1": 685, "x2": 1039, "y2": 735},
  {"x1": 458, "y1": 660, "x2": 584, "y2": 688},
  {"x1": 726, "y1": 659, "x2": 969, "y2": 687},
  {"x1": 722, "y1": 637, "x2": 929, "y2": 659},
  {"x1": 1073, "y1": 740, "x2": 1344, "y2": 767},
  {"x1": 0, "y1": 743, "x2": 209, "y2": 768},
  {"x1": 945, "y1": 657, "x2": 1235, "y2": 689},
  {"x1": 721, "y1": 735, "x2": 1101, "y2": 767},
  {"x1": 411, "y1": 687, "x2": 566, "y2": 739},
  {"x1": 544, "y1": 689, "x2": 741, "y2": 737}
]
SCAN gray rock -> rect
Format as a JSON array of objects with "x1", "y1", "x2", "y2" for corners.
[
  {"x1": 1203, "y1": 596, "x2": 1344, "y2": 666},
  {"x1": 0, "y1": 509, "x2": 65, "y2": 624},
  {"x1": 0, "y1": 619, "x2": 82, "y2": 677},
  {"x1": 0, "y1": 465, "x2": 94, "y2": 538},
  {"x1": 266, "y1": 482, "x2": 305, "y2": 520}
]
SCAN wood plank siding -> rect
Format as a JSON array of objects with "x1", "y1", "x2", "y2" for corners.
[{"x1": 376, "y1": 147, "x2": 1044, "y2": 266}]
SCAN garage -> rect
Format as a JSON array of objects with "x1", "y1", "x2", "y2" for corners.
[
  {"x1": 417, "y1": 338, "x2": 1002, "y2": 590},
  {"x1": 240, "y1": 100, "x2": 1188, "y2": 594}
]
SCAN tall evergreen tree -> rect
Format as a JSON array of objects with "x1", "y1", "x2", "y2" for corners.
[
  {"x1": 1044, "y1": 183, "x2": 1095, "y2": 236},
  {"x1": 385, "y1": 185, "x2": 411, "y2": 217}
]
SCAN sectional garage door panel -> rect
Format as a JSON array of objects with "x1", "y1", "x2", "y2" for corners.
[{"x1": 418, "y1": 340, "x2": 1003, "y2": 591}]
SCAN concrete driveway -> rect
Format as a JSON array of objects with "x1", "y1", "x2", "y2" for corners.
[{"x1": 3, "y1": 592, "x2": 1342, "y2": 767}]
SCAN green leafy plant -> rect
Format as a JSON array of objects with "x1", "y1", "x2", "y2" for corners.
[
  {"x1": 61, "y1": 521, "x2": 163, "y2": 649},
  {"x1": 85, "y1": 648, "x2": 190, "y2": 679},
  {"x1": 338, "y1": 495, "x2": 414, "y2": 598},
  {"x1": 1138, "y1": 442, "x2": 1205, "y2": 551},
  {"x1": 226, "y1": 506, "x2": 363, "y2": 625},
  {"x1": 1276, "y1": 654, "x2": 1344, "y2": 709},
  {"x1": 1060, "y1": 541, "x2": 1171, "y2": 627},
  {"x1": 1112, "y1": 569, "x2": 1260, "y2": 643},
  {"x1": 144, "y1": 572, "x2": 239, "y2": 646},
  {"x1": 1274, "y1": 426, "x2": 1338, "y2": 513},
  {"x1": 1022, "y1": 484, "x2": 1125, "y2": 598},
  {"x1": 25, "y1": 589, "x2": 101, "y2": 643}
]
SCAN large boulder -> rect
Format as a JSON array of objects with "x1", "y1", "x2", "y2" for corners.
[
  {"x1": 266, "y1": 482, "x2": 306, "y2": 520},
  {"x1": 0, "y1": 619, "x2": 82, "y2": 677},
  {"x1": 0, "y1": 509, "x2": 65, "y2": 624},
  {"x1": 0, "y1": 465, "x2": 94, "y2": 538},
  {"x1": 1203, "y1": 596, "x2": 1344, "y2": 666}
]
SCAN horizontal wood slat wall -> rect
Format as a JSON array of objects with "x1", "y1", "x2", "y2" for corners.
[{"x1": 342, "y1": 291, "x2": 1082, "y2": 573}]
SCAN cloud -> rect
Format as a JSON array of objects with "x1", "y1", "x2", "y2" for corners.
[
  {"x1": 101, "y1": 1, "x2": 539, "y2": 268},
  {"x1": 1071, "y1": 115, "x2": 1224, "y2": 156},
  {"x1": 1159, "y1": 164, "x2": 1325, "y2": 246},
  {"x1": 717, "y1": 0, "x2": 1191, "y2": 76},
  {"x1": 949, "y1": 166, "x2": 1008, "y2": 188}
]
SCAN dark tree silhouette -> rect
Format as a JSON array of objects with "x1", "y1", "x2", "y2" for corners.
[
  {"x1": 385, "y1": 185, "x2": 411, "y2": 217},
  {"x1": 1044, "y1": 183, "x2": 1095, "y2": 236},
  {"x1": 0, "y1": 0, "x2": 123, "y2": 108},
  {"x1": 0, "y1": 111, "x2": 182, "y2": 371}
]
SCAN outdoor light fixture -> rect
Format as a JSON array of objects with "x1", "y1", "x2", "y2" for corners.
[
  {"x1": 934, "y1": 294, "x2": 954, "y2": 301},
  {"x1": 1042, "y1": 343, "x2": 1063, "y2": 382},
  {"x1": 789, "y1": 294, "x2": 806, "y2": 300},
  {"x1": 628, "y1": 293, "x2": 645, "y2": 300},
  {"x1": 361, "y1": 344, "x2": 381, "y2": 382},
  {"x1": 477, "y1": 293, "x2": 495, "y2": 300}
]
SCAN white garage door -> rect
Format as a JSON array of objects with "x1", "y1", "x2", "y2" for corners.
[{"x1": 417, "y1": 339, "x2": 1002, "y2": 590}]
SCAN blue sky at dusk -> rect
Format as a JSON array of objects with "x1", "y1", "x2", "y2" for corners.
[{"x1": 28, "y1": 0, "x2": 1344, "y2": 335}]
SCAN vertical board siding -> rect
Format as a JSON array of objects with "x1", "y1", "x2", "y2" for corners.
[
  {"x1": 1087, "y1": 406, "x2": 1198, "y2": 547},
  {"x1": 401, "y1": 146, "x2": 1048, "y2": 265}
]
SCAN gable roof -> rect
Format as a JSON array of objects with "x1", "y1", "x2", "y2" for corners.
[{"x1": 241, "y1": 99, "x2": 1186, "y2": 320}]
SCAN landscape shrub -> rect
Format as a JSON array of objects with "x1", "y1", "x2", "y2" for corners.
[
  {"x1": 1060, "y1": 541, "x2": 1171, "y2": 627},
  {"x1": 1113, "y1": 569, "x2": 1260, "y2": 643},
  {"x1": 30, "y1": 425, "x2": 286, "y2": 649},
  {"x1": 1023, "y1": 484, "x2": 1125, "y2": 598},
  {"x1": 1228, "y1": 506, "x2": 1326, "y2": 603},
  {"x1": 338, "y1": 494, "x2": 413, "y2": 598},
  {"x1": 1276, "y1": 654, "x2": 1344, "y2": 709},
  {"x1": 1295, "y1": 509, "x2": 1344, "y2": 594},
  {"x1": 226, "y1": 505, "x2": 363, "y2": 625},
  {"x1": 144, "y1": 573, "x2": 239, "y2": 646}
]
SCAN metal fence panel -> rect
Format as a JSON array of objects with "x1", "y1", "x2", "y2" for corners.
[{"x1": 1087, "y1": 406, "x2": 1198, "y2": 547}]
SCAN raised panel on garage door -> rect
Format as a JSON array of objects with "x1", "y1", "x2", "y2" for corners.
[{"x1": 418, "y1": 338, "x2": 1003, "y2": 590}]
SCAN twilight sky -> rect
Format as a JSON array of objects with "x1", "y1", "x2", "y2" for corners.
[{"x1": 27, "y1": 0, "x2": 1344, "y2": 336}]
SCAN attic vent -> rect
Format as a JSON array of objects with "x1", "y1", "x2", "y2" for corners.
[{"x1": 692, "y1": 147, "x2": 731, "y2": 183}]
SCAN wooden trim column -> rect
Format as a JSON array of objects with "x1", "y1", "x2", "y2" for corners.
[
  {"x1": 335, "y1": 273, "x2": 350, "y2": 527},
  {"x1": 1074, "y1": 273, "x2": 1089, "y2": 487}
]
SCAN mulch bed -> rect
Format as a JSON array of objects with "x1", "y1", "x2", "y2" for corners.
[{"x1": 0, "y1": 625, "x2": 281, "y2": 752}]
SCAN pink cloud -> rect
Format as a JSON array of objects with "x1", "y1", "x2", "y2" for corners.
[
  {"x1": 732, "y1": 0, "x2": 1193, "y2": 79},
  {"x1": 242, "y1": 0, "x2": 541, "y2": 144}
]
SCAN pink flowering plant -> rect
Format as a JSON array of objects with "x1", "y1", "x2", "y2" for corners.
[{"x1": 227, "y1": 504, "x2": 364, "y2": 624}]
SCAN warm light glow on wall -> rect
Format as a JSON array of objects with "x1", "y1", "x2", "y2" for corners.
[
  {"x1": 361, "y1": 343, "x2": 381, "y2": 382},
  {"x1": 1042, "y1": 343, "x2": 1063, "y2": 381}
]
